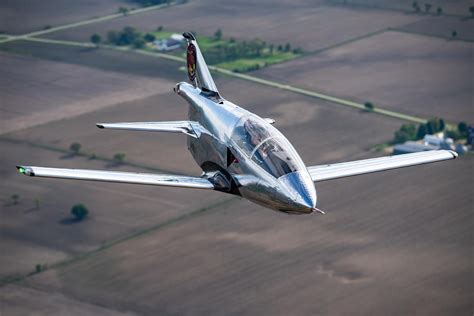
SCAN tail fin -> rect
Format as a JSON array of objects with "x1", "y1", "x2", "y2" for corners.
[{"x1": 183, "y1": 32, "x2": 219, "y2": 97}]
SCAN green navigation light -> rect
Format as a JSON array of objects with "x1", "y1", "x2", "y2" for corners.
[{"x1": 18, "y1": 167, "x2": 26, "y2": 174}]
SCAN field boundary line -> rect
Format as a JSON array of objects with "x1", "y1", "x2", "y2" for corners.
[
  {"x1": 0, "y1": 196, "x2": 238, "y2": 287},
  {"x1": 307, "y1": 28, "x2": 387, "y2": 56},
  {"x1": 5, "y1": 36, "x2": 430, "y2": 125},
  {"x1": 0, "y1": 2, "x2": 177, "y2": 44},
  {"x1": 325, "y1": 2, "x2": 468, "y2": 19},
  {"x1": 389, "y1": 27, "x2": 474, "y2": 43},
  {"x1": 0, "y1": 136, "x2": 191, "y2": 175},
  {"x1": 209, "y1": 66, "x2": 428, "y2": 124}
]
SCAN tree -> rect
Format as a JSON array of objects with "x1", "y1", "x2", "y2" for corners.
[
  {"x1": 426, "y1": 120, "x2": 434, "y2": 134},
  {"x1": 11, "y1": 194, "x2": 19, "y2": 205},
  {"x1": 214, "y1": 29, "x2": 222, "y2": 41},
  {"x1": 424, "y1": 3, "x2": 432, "y2": 13},
  {"x1": 277, "y1": 44, "x2": 283, "y2": 51},
  {"x1": 144, "y1": 33, "x2": 156, "y2": 42},
  {"x1": 90, "y1": 33, "x2": 101, "y2": 47},
  {"x1": 70, "y1": 142, "x2": 81, "y2": 154},
  {"x1": 412, "y1": 1, "x2": 420, "y2": 12},
  {"x1": 269, "y1": 44, "x2": 274, "y2": 54},
  {"x1": 133, "y1": 37, "x2": 146, "y2": 48},
  {"x1": 425, "y1": 118, "x2": 443, "y2": 133},
  {"x1": 364, "y1": 101, "x2": 375, "y2": 112},
  {"x1": 470, "y1": 6, "x2": 474, "y2": 17},
  {"x1": 400, "y1": 124, "x2": 417, "y2": 139},
  {"x1": 458, "y1": 122, "x2": 468, "y2": 136},
  {"x1": 416, "y1": 124, "x2": 427, "y2": 139},
  {"x1": 284, "y1": 43, "x2": 291, "y2": 52},
  {"x1": 445, "y1": 129, "x2": 461, "y2": 140},
  {"x1": 71, "y1": 204, "x2": 89, "y2": 221},
  {"x1": 451, "y1": 30, "x2": 457, "y2": 39},
  {"x1": 118, "y1": 6, "x2": 129, "y2": 16},
  {"x1": 120, "y1": 26, "x2": 141, "y2": 45},
  {"x1": 394, "y1": 123, "x2": 417, "y2": 143},
  {"x1": 113, "y1": 153, "x2": 126, "y2": 164},
  {"x1": 394, "y1": 130, "x2": 409, "y2": 144},
  {"x1": 156, "y1": 25, "x2": 163, "y2": 32},
  {"x1": 439, "y1": 118, "x2": 445, "y2": 131},
  {"x1": 436, "y1": 6, "x2": 442, "y2": 15}
]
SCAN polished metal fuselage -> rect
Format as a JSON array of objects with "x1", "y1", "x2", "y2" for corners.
[{"x1": 176, "y1": 82, "x2": 317, "y2": 214}]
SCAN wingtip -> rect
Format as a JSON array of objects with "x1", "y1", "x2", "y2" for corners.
[
  {"x1": 16, "y1": 165, "x2": 34, "y2": 176},
  {"x1": 96, "y1": 123, "x2": 104, "y2": 129},
  {"x1": 447, "y1": 150, "x2": 458, "y2": 159}
]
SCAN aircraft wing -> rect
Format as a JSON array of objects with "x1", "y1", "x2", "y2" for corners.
[
  {"x1": 307, "y1": 150, "x2": 457, "y2": 182},
  {"x1": 16, "y1": 166, "x2": 214, "y2": 189},
  {"x1": 96, "y1": 121, "x2": 208, "y2": 138}
]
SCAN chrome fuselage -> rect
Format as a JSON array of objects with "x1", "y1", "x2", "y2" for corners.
[{"x1": 176, "y1": 82, "x2": 317, "y2": 214}]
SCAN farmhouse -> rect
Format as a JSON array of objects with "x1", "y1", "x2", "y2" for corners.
[{"x1": 153, "y1": 34, "x2": 185, "y2": 51}]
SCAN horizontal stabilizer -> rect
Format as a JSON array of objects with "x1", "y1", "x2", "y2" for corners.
[
  {"x1": 307, "y1": 150, "x2": 457, "y2": 182},
  {"x1": 16, "y1": 166, "x2": 214, "y2": 189},
  {"x1": 96, "y1": 121, "x2": 208, "y2": 138}
]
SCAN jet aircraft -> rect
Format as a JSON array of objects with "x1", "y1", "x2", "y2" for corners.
[{"x1": 17, "y1": 32, "x2": 457, "y2": 215}]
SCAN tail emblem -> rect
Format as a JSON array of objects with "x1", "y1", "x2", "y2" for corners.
[{"x1": 187, "y1": 43, "x2": 197, "y2": 84}]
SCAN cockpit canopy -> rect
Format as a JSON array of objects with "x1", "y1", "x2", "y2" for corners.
[{"x1": 231, "y1": 116, "x2": 305, "y2": 178}]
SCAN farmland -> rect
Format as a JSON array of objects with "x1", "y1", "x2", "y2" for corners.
[
  {"x1": 256, "y1": 31, "x2": 473, "y2": 123},
  {"x1": 0, "y1": 50, "x2": 179, "y2": 135},
  {"x1": 19, "y1": 154, "x2": 472, "y2": 315},
  {"x1": 42, "y1": 0, "x2": 424, "y2": 52},
  {"x1": 0, "y1": 0, "x2": 130, "y2": 35},
  {"x1": 396, "y1": 15, "x2": 474, "y2": 41},
  {"x1": 0, "y1": 0, "x2": 472, "y2": 315},
  {"x1": 326, "y1": 0, "x2": 474, "y2": 16}
]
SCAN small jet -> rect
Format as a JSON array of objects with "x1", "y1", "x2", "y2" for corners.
[{"x1": 17, "y1": 32, "x2": 457, "y2": 215}]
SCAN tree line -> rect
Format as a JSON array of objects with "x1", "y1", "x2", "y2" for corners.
[
  {"x1": 394, "y1": 118, "x2": 469, "y2": 144},
  {"x1": 203, "y1": 29, "x2": 302, "y2": 65}
]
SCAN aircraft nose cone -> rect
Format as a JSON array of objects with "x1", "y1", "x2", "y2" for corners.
[{"x1": 279, "y1": 171, "x2": 317, "y2": 213}]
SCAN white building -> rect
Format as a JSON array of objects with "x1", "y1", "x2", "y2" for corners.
[{"x1": 153, "y1": 38, "x2": 182, "y2": 51}]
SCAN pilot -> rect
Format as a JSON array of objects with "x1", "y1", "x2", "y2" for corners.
[{"x1": 244, "y1": 119, "x2": 268, "y2": 148}]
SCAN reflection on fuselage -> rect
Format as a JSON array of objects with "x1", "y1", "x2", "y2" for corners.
[{"x1": 229, "y1": 115, "x2": 317, "y2": 214}]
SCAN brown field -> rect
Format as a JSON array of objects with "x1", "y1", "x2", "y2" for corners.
[
  {"x1": 396, "y1": 15, "x2": 474, "y2": 41},
  {"x1": 19, "y1": 155, "x2": 472, "y2": 315},
  {"x1": 0, "y1": 40, "x2": 183, "y2": 81},
  {"x1": 1, "y1": 40, "x2": 401, "y2": 167},
  {"x1": 42, "y1": 0, "x2": 423, "y2": 52},
  {"x1": 0, "y1": 137, "x2": 224, "y2": 279},
  {"x1": 1, "y1": 3, "x2": 472, "y2": 315},
  {"x1": 0, "y1": 41, "x2": 403, "y2": 283},
  {"x1": 326, "y1": 0, "x2": 474, "y2": 16},
  {"x1": 256, "y1": 31, "x2": 473, "y2": 123},
  {"x1": 0, "y1": 284, "x2": 137, "y2": 316},
  {"x1": 0, "y1": 0, "x2": 129, "y2": 35},
  {"x1": 0, "y1": 50, "x2": 180, "y2": 135}
]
